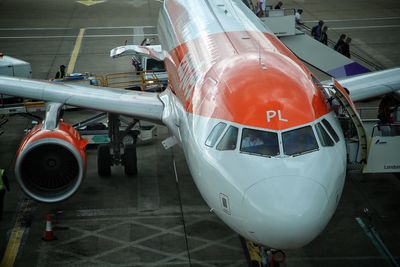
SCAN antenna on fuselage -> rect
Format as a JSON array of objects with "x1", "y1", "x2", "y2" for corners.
[{"x1": 258, "y1": 42, "x2": 267, "y2": 70}]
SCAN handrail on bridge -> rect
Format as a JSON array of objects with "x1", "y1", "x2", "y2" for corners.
[{"x1": 297, "y1": 23, "x2": 384, "y2": 71}]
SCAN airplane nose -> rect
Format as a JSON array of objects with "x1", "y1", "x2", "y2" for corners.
[{"x1": 242, "y1": 176, "x2": 329, "y2": 249}]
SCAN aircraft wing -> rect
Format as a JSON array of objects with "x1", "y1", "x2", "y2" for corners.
[
  {"x1": 335, "y1": 68, "x2": 400, "y2": 102},
  {"x1": 0, "y1": 75, "x2": 164, "y2": 123},
  {"x1": 110, "y1": 45, "x2": 165, "y2": 61}
]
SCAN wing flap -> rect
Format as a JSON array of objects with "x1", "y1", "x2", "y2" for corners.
[{"x1": 0, "y1": 76, "x2": 164, "y2": 123}]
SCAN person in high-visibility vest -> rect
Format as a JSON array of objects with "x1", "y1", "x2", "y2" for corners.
[{"x1": 0, "y1": 168, "x2": 10, "y2": 221}]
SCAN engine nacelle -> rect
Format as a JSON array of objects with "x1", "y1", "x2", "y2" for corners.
[{"x1": 15, "y1": 121, "x2": 88, "y2": 203}]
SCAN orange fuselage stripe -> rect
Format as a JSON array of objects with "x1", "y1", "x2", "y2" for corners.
[{"x1": 164, "y1": 30, "x2": 330, "y2": 130}]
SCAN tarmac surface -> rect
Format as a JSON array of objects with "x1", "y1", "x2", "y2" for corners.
[{"x1": 1, "y1": 0, "x2": 400, "y2": 267}]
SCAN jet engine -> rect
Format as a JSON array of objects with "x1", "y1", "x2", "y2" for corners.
[{"x1": 15, "y1": 121, "x2": 88, "y2": 203}]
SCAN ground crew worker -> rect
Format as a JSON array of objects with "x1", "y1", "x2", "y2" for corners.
[
  {"x1": 0, "y1": 168, "x2": 10, "y2": 221},
  {"x1": 55, "y1": 65, "x2": 66, "y2": 79}
]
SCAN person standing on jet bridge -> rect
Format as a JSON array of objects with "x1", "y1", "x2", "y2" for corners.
[
  {"x1": 311, "y1": 20, "x2": 324, "y2": 40},
  {"x1": 295, "y1": 9, "x2": 304, "y2": 26}
]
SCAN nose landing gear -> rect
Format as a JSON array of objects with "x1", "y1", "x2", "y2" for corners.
[{"x1": 241, "y1": 237, "x2": 286, "y2": 267}]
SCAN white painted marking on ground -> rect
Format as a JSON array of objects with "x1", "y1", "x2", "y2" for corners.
[
  {"x1": 0, "y1": 26, "x2": 156, "y2": 31},
  {"x1": 35, "y1": 210, "x2": 243, "y2": 266},
  {"x1": 0, "y1": 34, "x2": 158, "y2": 39},
  {"x1": 303, "y1": 16, "x2": 400, "y2": 23},
  {"x1": 287, "y1": 256, "x2": 400, "y2": 261},
  {"x1": 74, "y1": 206, "x2": 209, "y2": 217},
  {"x1": 330, "y1": 25, "x2": 400, "y2": 30},
  {"x1": 352, "y1": 38, "x2": 395, "y2": 67},
  {"x1": 173, "y1": 159, "x2": 179, "y2": 183},
  {"x1": 85, "y1": 25, "x2": 156, "y2": 30},
  {"x1": 76, "y1": 0, "x2": 106, "y2": 7},
  {"x1": 0, "y1": 27, "x2": 73, "y2": 30},
  {"x1": 133, "y1": 27, "x2": 145, "y2": 44}
]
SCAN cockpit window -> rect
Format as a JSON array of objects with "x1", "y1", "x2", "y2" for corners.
[
  {"x1": 216, "y1": 126, "x2": 238, "y2": 151},
  {"x1": 282, "y1": 126, "x2": 319, "y2": 156},
  {"x1": 240, "y1": 128, "x2": 279, "y2": 157},
  {"x1": 205, "y1": 122, "x2": 227, "y2": 147},
  {"x1": 315, "y1": 123, "x2": 334, "y2": 147},
  {"x1": 322, "y1": 119, "x2": 340, "y2": 142}
]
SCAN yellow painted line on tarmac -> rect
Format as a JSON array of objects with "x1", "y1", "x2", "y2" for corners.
[
  {"x1": 76, "y1": 0, "x2": 105, "y2": 7},
  {"x1": 0, "y1": 199, "x2": 31, "y2": 267},
  {"x1": 67, "y1": 28, "x2": 85, "y2": 75},
  {"x1": 0, "y1": 226, "x2": 25, "y2": 267}
]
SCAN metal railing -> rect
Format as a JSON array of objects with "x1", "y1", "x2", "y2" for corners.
[
  {"x1": 371, "y1": 123, "x2": 400, "y2": 137},
  {"x1": 297, "y1": 24, "x2": 384, "y2": 71},
  {"x1": 99, "y1": 70, "x2": 167, "y2": 91}
]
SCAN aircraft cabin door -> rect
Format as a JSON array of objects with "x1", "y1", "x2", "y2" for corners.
[{"x1": 321, "y1": 79, "x2": 369, "y2": 165}]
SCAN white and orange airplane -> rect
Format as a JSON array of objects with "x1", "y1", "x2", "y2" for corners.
[{"x1": 1, "y1": 0, "x2": 400, "y2": 250}]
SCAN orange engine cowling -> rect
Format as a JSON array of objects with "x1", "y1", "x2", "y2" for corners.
[{"x1": 15, "y1": 121, "x2": 88, "y2": 203}]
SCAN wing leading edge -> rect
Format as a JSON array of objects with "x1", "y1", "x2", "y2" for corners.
[
  {"x1": 0, "y1": 75, "x2": 164, "y2": 123},
  {"x1": 336, "y1": 67, "x2": 400, "y2": 102}
]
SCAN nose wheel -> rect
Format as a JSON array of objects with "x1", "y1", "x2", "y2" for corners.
[{"x1": 241, "y1": 237, "x2": 286, "y2": 267}]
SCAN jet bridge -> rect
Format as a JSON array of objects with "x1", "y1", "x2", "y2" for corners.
[
  {"x1": 279, "y1": 33, "x2": 371, "y2": 78},
  {"x1": 260, "y1": 10, "x2": 371, "y2": 78}
]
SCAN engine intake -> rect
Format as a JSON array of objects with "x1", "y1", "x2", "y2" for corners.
[{"x1": 15, "y1": 121, "x2": 87, "y2": 203}]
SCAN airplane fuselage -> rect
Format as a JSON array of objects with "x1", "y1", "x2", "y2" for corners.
[{"x1": 158, "y1": 0, "x2": 347, "y2": 249}]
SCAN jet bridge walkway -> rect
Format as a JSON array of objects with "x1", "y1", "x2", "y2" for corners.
[{"x1": 259, "y1": 9, "x2": 372, "y2": 78}]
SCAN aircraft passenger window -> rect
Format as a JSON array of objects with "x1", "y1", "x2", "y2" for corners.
[
  {"x1": 240, "y1": 128, "x2": 279, "y2": 157},
  {"x1": 322, "y1": 119, "x2": 340, "y2": 142},
  {"x1": 315, "y1": 123, "x2": 334, "y2": 147},
  {"x1": 282, "y1": 126, "x2": 319, "y2": 156},
  {"x1": 216, "y1": 126, "x2": 238, "y2": 151},
  {"x1": 205, "y1": 122, "x2": 227, "y2": 147}
]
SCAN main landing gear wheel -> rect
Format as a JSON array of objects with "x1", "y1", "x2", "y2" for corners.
[
  {"x1": 97, "y1": 144, "x2": 112, "y2": 177},
  {"x1": 123, "y1": 144, "x2": 137, "y2": 176}
]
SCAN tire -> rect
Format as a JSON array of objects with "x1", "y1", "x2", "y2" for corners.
[
  {"x1": 97, "y1": 145, "x2": 112, "y2": 176},
  {"x1": 123, "y1": 144, "x2": 137, "y2": 176},
  {"x1": 122, "y1": 133, "x2": 135, "y2": 146}
]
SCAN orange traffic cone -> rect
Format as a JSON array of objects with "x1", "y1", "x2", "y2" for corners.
[{"x1": 42, "y1": 213, "x2": 56, "y2": 241}]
